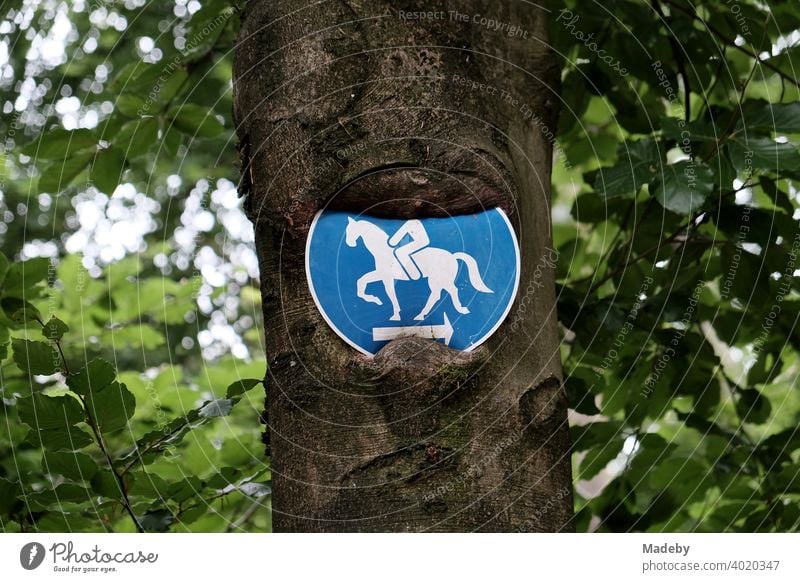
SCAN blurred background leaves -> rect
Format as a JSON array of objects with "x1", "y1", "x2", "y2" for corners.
[{"x1": 0, "y1": 0, "x2": 269, "y2": 533}]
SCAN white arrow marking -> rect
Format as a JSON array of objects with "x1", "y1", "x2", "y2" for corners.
[{"x1": 372, "y1": 313, "x2": 454, "y2": 345}]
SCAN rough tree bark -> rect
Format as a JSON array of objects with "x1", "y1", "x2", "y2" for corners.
[{"x1": 233, "y1": 0, "x2": 573, "y2": 532}]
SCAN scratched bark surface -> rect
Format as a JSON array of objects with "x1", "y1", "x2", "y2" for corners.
[{"x1": 233, "y1": 0, "x2": 573, "y2": 532}]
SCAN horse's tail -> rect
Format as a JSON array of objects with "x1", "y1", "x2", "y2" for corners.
[{"x1": 453, "y1": 253, "x2": 493, "y2": 293}]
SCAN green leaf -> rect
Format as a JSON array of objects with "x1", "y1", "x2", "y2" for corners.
[
  {"x1": 729, "y1": 137, "x2": 800, "y2": 173},
  {"x1": 167, "y1": 477, "x2": 203, "y2": 503},
  {"x1": 103, "y1": 324, "x2": 165, "y2": 350},
  {"x1": 90, "y1": 147, "x2": 126, "y2": 193},
  {"x1": 28, "y1": 425, "x2": 94, "y2": 451},
  {"x1": 156, "y1": 69, "x2": 189, "y2": 104},
  {"x1": 0, "y1": 478, "x2": 22, "y2": 515},
  {"x1": 163, "y1": 126, "x2": 183, "y2": 156},
  {"x1": 119, "y1": 383, "x2": 259, "y2": 470},
  {"x1": 169, "y1": 104, "x2": 225, "y2": 138},
  {"x1": 763, "y1": 44, "x2": 800, "y2": 80},
  {"x1": 748, "y1": 345, "x2": 783, "y2": 385},
  {"x1": 140, "y1": 509, "x2": 173, "y2": 532},
  {"x1": 21, "y1": 128, "x2": 96, "y2": 159},
  {"x1": 116, "y1": 94, "x2": 146, "y2": 117},
  {"x1": 183, "y1": 0, "x2": 233, "y2": 60},
  {"x1": 571, "y1": 420, "x2": 623, "y2": 451},
  {"x1": 36, "y1": 512, "x2": 96, "y2": 532},
  {"x1": 12, "y1": 338, "x2": 60, "y2": 375},
  {"x1": 649, "y1": 457, "x2": 711, "y2": 503},
  {"x1": 84, "y1": 381, "x2": 136, "y2": 434},
  {"x1": 90, "y1": 471, "x2": 124, "y2": 500},
  {"x1": 578, "y1": 439, "x2": 622, "y2": 480},
  {"x1": 225, "y1": 378, "x2": 261, "y2": 399},
  {"x1": 117, "y1": 118, "x2": 159, "y2": 159},
  {"x1": 1, "y1": 297, "x2": 42, "y2": 326},
  {"x1": 720, "y1": 245, "x2": 768, "y2": 302},
  {"x1": 761, "y1": 428, "x2": 800, "y2": 458},
  {"x1": 4, "y1": 378, "x2": 34, "y2": 399},
  {"x1": 128, "y1": 471, "x2": 171, "y2": 498},
  {"x1": 204, "y1": 466, "x2": 241, "y2": 489},
  {"x1": 758, "y1": 177, "x2": 795, "y2": 214},
  {"x1": 594, "y1": 139, "x2": 661, "y2": 198},
  {"x1": 119, "y1": 410, "x2": 201, "y2": 467},
  {"x1": 111, "y1": 61, "x2": 180, "y2": 93},
  {"x1": 26, "y1": 484, "x2": 93, "y2": 510},
  {"x1": 41, "y1": 316, "x2": 69, "y2": 341},
  {"x1": 17, "y1": 393, "x2": 84, "y2": 430},
  {"x1": 678, "y1": 411, "x2": 743, "y2": 445},
  {"x1": 199, "y1": 398, "x2": 233, "y2": 418},
  {"x1": 564, "y1": 372, "x2": 600, "y2": 416},
  {"x1": 39, "y1": 150, "x2": 95, "y2": 193},
  {"x1": 43, "y1": 451, "x2": 98, "y2": 481},
  {"x1": 771, "y1": 465, "x2": 800, "y2": 494},
  {"x1": 0, "y1": 325, "x2": 8, "y2": 361},
  {"x1": 0, "y1": 251, "x2": 9, "y2": 288},
  {"x1": 662, "y1": 117, "x2": 719, "y2": 143},
  {"x1": 735, "y1": 388, "x2": 772, "y2": 425},
  {"x1": 176, "y1": 506, "x2": 207, "y2": 525},
  {"x1": 67, "y1": 359, "x2": 117, "y2": 396},
  {"x1": 740, "y1": 100, "x2": 800, "y2": 134},
  {"x1": 711, "y1": 148, "x2": 738, "y2": 191},
  {"x1": 2, "y1": 257, "x2": 51, "y2": 298},
  {"x1": 652, "y1": 161, "x2": 714, "y2": 214}
]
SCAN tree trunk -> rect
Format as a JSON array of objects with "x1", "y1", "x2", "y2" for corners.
[{"x1": 233, "y1": 0, "x2": 573, "y2": 532}]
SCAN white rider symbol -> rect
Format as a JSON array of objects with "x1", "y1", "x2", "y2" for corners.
[
  {"x1": 345, "y1": 217, "x2": 494, "y2": 322},
  {"x1": 389, "y1": 219, "x2": 429, "y2": 280}
]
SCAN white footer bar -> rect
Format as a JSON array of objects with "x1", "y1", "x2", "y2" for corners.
[{"x1": 1, "y1": 533, "x2": 797, "y2": 581}]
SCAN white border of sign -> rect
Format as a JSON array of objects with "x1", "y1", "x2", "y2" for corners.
[{"x1": 304, "y1": 207, "x2": 521, "y2": 357}]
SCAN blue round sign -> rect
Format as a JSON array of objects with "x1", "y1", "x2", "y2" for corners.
[{"x1": 305, "y1": 208, "x2": 520, "y2": 356}]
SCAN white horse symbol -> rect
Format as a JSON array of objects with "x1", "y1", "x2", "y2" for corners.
[{"x1": 345, "y1": 217, "x2": 493, "y2": 321}]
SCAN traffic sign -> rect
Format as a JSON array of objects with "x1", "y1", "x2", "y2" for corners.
[{"x1": 305, "y1": 208, "x2": 520, "y2": 356}]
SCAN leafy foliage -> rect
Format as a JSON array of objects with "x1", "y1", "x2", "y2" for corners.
[
  {"x1": 0, "y1": 0, "x2": 268, "y2": 532},
  {"x1": 0, "y1": 252, "x2": 267, "y2": 532},
  {"x1": 550, "y1": 0, "x2": 800, "y2": 531}
]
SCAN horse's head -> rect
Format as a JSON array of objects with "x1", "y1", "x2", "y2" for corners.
[{"x1": 345, "y1": 216, "x2": 360, "y2": 247}]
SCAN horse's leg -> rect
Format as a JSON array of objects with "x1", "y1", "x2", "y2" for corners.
[
  {"x1": 413, "y1": 254, "x2": 445, "y2": 320},
  {"x1": 382, "y1": 278, "x2": 402, "y2": 321},
  {"x1": 414, "y1": 285, "x2": 442, "y2": 321},
  {"x1": 424, "y1": 254, "x2": 470, "y2": 316},
  {"x1": 357, "y1": 271, "x2": 383, "y2": 305},
  {"x1": 446, "y1": 283, "x2": 470, "y2": 315},
  {"x1": 434, "y1": 254, "x2": 471, "y2": 315}
]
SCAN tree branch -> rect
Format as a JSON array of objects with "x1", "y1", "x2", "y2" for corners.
[
  {"x1": 665, "y1": 0, "x2": 800, "y2": 91},
  {"x1": 81, "y1": 405, "x2": 145, "y2": 533},
  {"x1": 652, "y1": 0, "x2": 692, "y2": 121},
  {"x1": 38, "y1": 317, "x2": 144, "y2": 533}
]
